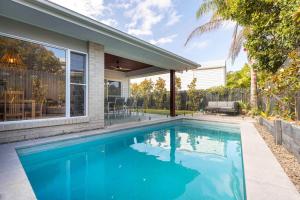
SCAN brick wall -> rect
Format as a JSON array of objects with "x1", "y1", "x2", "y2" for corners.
[{"x1": 259, "y1": 117, "x2": 300, "y2": 162}]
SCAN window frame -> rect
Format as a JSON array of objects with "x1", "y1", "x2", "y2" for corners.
[
  {"x1": 105, "y1": 79, "x2": 122, "y2": 98},
  {"x1": 68, "y1": 50, "x2": 88, "y2": 117},
  {"x1": 0, "y1": 32, "x2": 89, "y2": 124}
]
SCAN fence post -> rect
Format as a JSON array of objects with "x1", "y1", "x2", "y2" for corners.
[
  {"x1": 296, "y1": 91, "x2": 300, "y2": 121},
  {"x1": 258, "y1": 117, "x2": 263, "y2": 126},
  {"x1": 274, "y1": 119, "x2": 282, "y2": 145}
]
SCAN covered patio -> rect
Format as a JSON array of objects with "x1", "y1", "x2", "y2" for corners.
[{"x1": 104, "y1": 53, "x2": 192, "y2": 125}]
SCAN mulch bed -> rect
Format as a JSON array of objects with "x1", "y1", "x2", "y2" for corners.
[{"x1": 254, "y1": 123, "x2": 300, "y2": 192}]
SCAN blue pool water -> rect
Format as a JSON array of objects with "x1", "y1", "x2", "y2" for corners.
[{"x1": 18, "y1": 120, "x2": 246, "y2": 200}]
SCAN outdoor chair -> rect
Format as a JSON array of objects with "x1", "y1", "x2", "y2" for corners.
[
  {"x1": 114, "y1": 97, "x2": 126, "y2": 118},
  {"x1": 125, "y1": 97, "x2": 134, "y2": 116},
  {"x1": 205, "y1": 101, "x2": 239, "y2": 115},
  {"x1": 136, "y1": 98, "x2": 144, "y2": 115},
  {"x1": 4, "y1": 91, "x2": 24, "y2": 120}
]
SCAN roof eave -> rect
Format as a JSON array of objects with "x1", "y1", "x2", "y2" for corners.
[{"x1": 14, "y1": 0, "x2": 199, "y2": 69}]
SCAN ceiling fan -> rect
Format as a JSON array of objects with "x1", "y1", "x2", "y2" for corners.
[{"x1": 110, "y1": 60, "x2": 131, "y2": 71}]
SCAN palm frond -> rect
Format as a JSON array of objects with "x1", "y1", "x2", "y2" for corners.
[
  {"x1": 292, "y1": 7, "x2": 300, "y2": 23},
  {"x1": 196, "y1": 0, "x2": 217, "y2": 19},
  {"x1": 228, "y1": 23, "x2": 239, "y2": 62},
  {"x1": 228, "y1": 28, "x2": 245, "y2": 64},
  {"x1": 210, "y1": 11, "x2": 222, "y2": 21},
  {"x1": 185, "y1": 18, "x2": 223, "y2": 46}
]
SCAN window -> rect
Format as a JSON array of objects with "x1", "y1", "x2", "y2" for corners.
[
  {"x1": 0, "y1": 35, "x2": 66, "y2": 121},
  {"x1": 105, "y1": 80, "x2": 121, "y2": 98},
  {"x1": 70, "y1": 52, "x2": 86, "y2": 117}
]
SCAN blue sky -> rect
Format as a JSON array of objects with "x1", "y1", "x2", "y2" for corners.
[{"x1": 50, "y1": 0, "x2": 247, "y2": 71}]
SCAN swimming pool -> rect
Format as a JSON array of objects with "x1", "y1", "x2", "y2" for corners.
[{"x1": 18, "y1": 120, "x2": 246, "y2": 200}]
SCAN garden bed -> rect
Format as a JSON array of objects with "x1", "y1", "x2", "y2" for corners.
[{"x1": 255, "y1": 123, "x2": 300, "y2": 192}]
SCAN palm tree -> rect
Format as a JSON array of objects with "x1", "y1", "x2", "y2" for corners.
[
  {"x1": 185, "y1": 0, "x2": 258, "y2": 109},
  {"x1": 293, "y1": 6, "x2": 300, "y2": 23}
]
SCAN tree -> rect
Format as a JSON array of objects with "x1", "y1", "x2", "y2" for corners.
[
  {"x1": 153, "y1": 77, "x2": 167, "y2": 109},
  {"x1": 186, "y1": 0, "x2": 300, "y2": 110},
  {"x1": 187, "y1": 78, "x2": 199, "y2": 111},
  {"x1": 139, "y1": 79, "x2": 153, "y2": 109},
  {"x1": 0, "y1": 37, "x2": 63, "y2": 73},
  {"x1": 185, "y1": 0, "x2": 258, "y2": 109},
  {"x1": 293, "y1": 6, "x2": 300, "y2": 23},
  {"x1": 226, "y1": 64, "x2": 250, "y2": 89},
  {"x1": 260, "y1": 51, "x2": 300, "y2": 119},
  {"x1": 175, "y1": 76, "x2": 182, "y2": 110},
  {"x1": 130, "y1": 83, "x2": 140, "y2": 100}
]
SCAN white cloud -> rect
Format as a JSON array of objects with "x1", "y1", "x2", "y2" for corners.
[
  {"x1": 49, "y1": 0, "x2": 182, "y2": 37},
  {"x1": 166, "y1": 9, "x2": 181, "y2": 26},
  {"x1": 100, "y1": 19, "x2": 118, "y2": 27},
  {"x1": 125, "y1": 0, "x2": 179, "y2": 36},
  {"x1": 149, "y1": 34, "x2": 177, "y2": 45},
  {"x1": 49, "y1": 0, "x2": 106, "y2": 19},
  {"x1": 185, "y1": 40, "x2": 210, "y2": 50}
]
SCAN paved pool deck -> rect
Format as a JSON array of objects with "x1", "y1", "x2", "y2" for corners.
[{"x1": 0, "y1": 115, "x2": 299, "y2": 200}]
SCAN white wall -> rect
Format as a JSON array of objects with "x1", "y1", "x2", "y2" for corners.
[
  {"x1": 0, "y1": 16, "x2": 87, "y2": 52},
  {"x1": 191, "y1": 67, "x2": 226, "y2": 90},
  {"x1": 105, "y1": 69, "x2": 130, "y2": 98},
  {"x1": 130, "y1": 63, "x2": 226, "y2": 91}
]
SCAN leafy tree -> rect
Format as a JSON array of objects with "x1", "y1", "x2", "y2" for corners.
[
  {"x1": 260, "y1": 51, "x2": 300, "y2": 119},
  {"x1": 241, "y1": 0, "x2": 300, "y2": 73},
  {"x1": 139, "y1": 79, "x2": 153, "y2": 109},
  {"x1": 130, "y1": 83, "x2": 140, "y2": 100},
  {"x1": 187, "y1": 78, "x2": 199, "y2": 111},
  {"x1": 226, "y1": 64, "x2": 250, "y2": 89},
  {"x1": 185, "y1": 0, "x2": 258, "y2": 109},
  {"x1": 0, "y1": 37, "x2": 63, "y2": 73},
  {"x1": 175, "y1": 76, "x2": 182, "y2": 109},
  {"x1": 186, "y1": 0, "x2": 300, "y2": 110},
  {"x1": 153, "y1": 77, "x2": 167, "y2": 109},
  {"x1": 293, "y1": 6, "x2": 300, "y2": 22}
]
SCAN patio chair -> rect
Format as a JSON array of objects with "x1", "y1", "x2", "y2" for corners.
[
  {"x1": 106, "y1": 96, "x2": 116, "y2": 116},
  {"x1": 114, "y1": 97, "x2": 126, "y2": 118},
  {"x1": 4, "y1": 91, "x2": 24, "y2": 121},
  {"x1": 125, "y1": 97, "x2": 134, "y2": 116},
  {"x1": 136, "y1": 98, "x2": 144, "y2": 116}
]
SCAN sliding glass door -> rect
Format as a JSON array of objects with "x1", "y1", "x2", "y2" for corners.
[
  {"x1": 0, "y1": 35, "x2": 66, "y2": 121},
  {"x1": 0, "y1": 35, "x2": 88, "y2": 122}
]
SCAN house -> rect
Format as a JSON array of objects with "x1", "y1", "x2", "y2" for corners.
[
  {"x1": 131, "y1": 60, "x2": 226, "y2": 90},
  {"x1": 0, "y1": 0, "x2": 198, "y2": 143}
]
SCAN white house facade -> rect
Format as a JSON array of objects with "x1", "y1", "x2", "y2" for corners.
[
  {"x1": 0, "y1": 0, "x2": 198, "y2": 143},
  {"x1": 131, "y1": 60, "x2": 226, "y2": 90}
]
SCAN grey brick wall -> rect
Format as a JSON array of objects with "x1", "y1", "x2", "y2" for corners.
[
  {"x1": 88, "y1": 42, "x2": 105, "y2": 124},
  {"x1": 259, "y1": 117, "x2": 300, "y2": 162},
  {"x1": 0, "y1": 42, "x2": 105, "y2": 143}
]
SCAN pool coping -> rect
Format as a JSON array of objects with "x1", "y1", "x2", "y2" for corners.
[{"x1": 0, "y1": 116, "x2": 299, "y2": 200}]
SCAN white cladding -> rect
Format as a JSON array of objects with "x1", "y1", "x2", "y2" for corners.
[{"x1": 130, "y1": 60, "x2": 226, "y2": 91}]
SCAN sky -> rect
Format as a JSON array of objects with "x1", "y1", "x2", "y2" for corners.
[{"x1": 49, "y1": 0, "x2": 247, "y2": 72}]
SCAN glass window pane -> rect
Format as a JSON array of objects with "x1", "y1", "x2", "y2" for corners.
[
  {"x1": 0, "y1": 35, "x2": 66, "y2": 121},
  {"x1": 70, "y1": 52, "x2": 86, "y2": 84},
  {"x1": 70, "y1": 84, "x2": 85, "y2": 116},
  {"x1": 107, "y1": 80, "x2": 121, "y2": 97}
]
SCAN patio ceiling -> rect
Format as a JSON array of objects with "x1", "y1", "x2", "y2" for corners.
[
  {"x1": 105, "y1": 53, "x2": 152, "y2": 72},
  {"x1": 0, "y1": 0, "x2": 200, "y2": 71}
]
